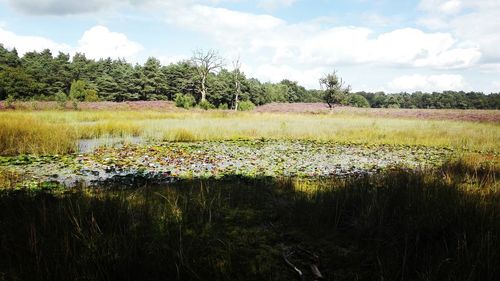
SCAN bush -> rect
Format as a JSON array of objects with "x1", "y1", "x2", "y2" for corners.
[
  {"x1": 4, "y1": 95, "x2": 15, "y2": 109},
  {"x1": 84, "y1": 90, "x2": 99, "y2": 102},
  {"x1": 238, "y1": 101, "x2": 256, "y2": 111},
  {"x1": 55, "y1": 92, "x2": 68, "y2": 109},
  {"x1": 69, "y1": 80, "x2": 87, "y2": 101},
  {"x1": 175, "y1": 94, "x2": 196, "y2": 109},
  {"x1": 218, "y1": 103, "x2": 229, "y2": 110},
  {"x1": 198, "y1": 100, "x2": 215, "y2": 110},
  {"x1": 71, "y1": 100, "x2": 78, "y2": 110}
]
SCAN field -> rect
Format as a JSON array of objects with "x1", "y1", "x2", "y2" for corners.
[{"x1": 0, "y1": 102, "x2": 499, "y2": 281}]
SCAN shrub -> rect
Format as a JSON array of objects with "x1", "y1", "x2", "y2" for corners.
[
  {"x1": 84, "y1": 90, "x2": 99, "y2": 102},
  {"x1": 72, "y1": 100, "x2": 79, "y2": 110},
  {"x1": 218, "y1": 103, "x2": 229, "y2": 110},
  {"x1": 175, "y1": 94, "x2": 196, "y2": 109},
  {"x1": 198, "y1": 100, "x2": 215, "y2": 110},
  {"x1": 55, "y1": 92, "x2": 68, "y2": 109},
  {"x1": 30, "y1": 100, "x2": 39, "y2": 110},
  {"x1": 69, "y1": 80, "x2": 87, "y2": 101},
  {"x1": 4, "y1": 95, "x2": 15, "y2": 109},
  {"x1": 238, "y1": 101, "x2": 256, "y2": 111}
]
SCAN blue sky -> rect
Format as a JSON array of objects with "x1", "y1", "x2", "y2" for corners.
[{"x1": 1, "y1": 0, "x2": 499, "y2": 92}]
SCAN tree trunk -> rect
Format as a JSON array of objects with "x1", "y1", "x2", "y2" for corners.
[
  {"x1": 234, "y1": 78, "x2": 240, "y2": 111},
  {"x1": 201, "y1": 75, "x2": 207, "y2": 102}
]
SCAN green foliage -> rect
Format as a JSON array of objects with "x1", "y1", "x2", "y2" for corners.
[
  {"x1": 5, "y1": 95, "x2": 15, "y2": 109},
  {"x1": 0, "y1": 44, "x2": 499, "y2": 109},
  {"x1": 175, "y1": 93, "x2": 196, "y2": 109},
  {"x1": 348, "y1": 94, "x2": 370, "y2": 108},
  {"x1": 72, "y1": 99, "x2": 78, "y2": 110},
  {"x1": 218, "y1": 103, "x2": 229, "y2": 110},
  {"x1": 198, "y1": 100, "x2": 215, "y2": 110},
  {"x1": 238, "y1": 100, "x2": 256, "y2": 111},
  {"x1": 84, "y1": 89, "x2": 99, "y2": 102},
  {"x1": 69, "y1": 80, "x2": 87, "y2": 101},
  {"x1": 55, "y1": 91, "x2": 68, "y2": 108},
  {"x1": 0, "y1": 66, "x2": 39, "y2": 100},
  {"x1": 319, "y1": 71, "x2": 351, "y2": 108}
]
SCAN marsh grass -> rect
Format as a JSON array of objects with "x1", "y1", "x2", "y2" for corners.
[
  {"x1": 0, "y1": 160, "x2": 498, "y2": 281},
  {"x1": 0, "y1": 110, "x2": 499, "y2": 155}
]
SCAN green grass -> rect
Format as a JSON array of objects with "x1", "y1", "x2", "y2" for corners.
[
  {"x1": 0, "y1": 160, "x2": 498, "y2": 281},
  {"x1": 0, "y1": 110, "x2": 499, "y2": 155}
]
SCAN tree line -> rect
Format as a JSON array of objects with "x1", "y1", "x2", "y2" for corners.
[{"x1": 0, "y1": 44, "x2": 498, "y2": 109}]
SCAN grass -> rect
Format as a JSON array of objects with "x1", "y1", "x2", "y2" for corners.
[
  {"x1": 0, "y1": 110, "x2": 499, "y2": 155},
  {"x1": 0, "y1": 160, "x2": 498, "y2": 281}
]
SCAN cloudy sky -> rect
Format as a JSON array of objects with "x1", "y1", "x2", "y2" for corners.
[{"x1": 0, "y1": 0, "x2": 499, "y2": 92}]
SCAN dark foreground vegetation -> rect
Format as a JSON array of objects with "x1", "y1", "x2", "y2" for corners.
[
  {"x1": 1, "y1": 160, "x2": 498, "y2": 281},
  {"x1": 1, "y1": 45, "x2": 499, "y2": 110}
]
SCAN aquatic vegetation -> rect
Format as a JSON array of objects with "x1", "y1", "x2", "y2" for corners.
[{"x1": 0, "y1": 141, "x2": 457, "y2": 188}]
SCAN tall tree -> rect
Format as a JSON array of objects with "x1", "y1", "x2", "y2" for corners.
[
  {"x1": 190, "y1": 49, "x2": 224, "y2": 102},
  {"x1": 142, "y1": 57, "x2": 167, "y2": 100}
]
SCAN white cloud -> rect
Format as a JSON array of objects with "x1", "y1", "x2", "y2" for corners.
[
  {"x1": 164, "y1": 5, "x2": 481, "y2": 69},
  {"x1": 417, "y1": 0, "x2": 500, "y2": 64},
  {"x1": 254, "y1": 64, "x2": 326, "y2": 86},
  {"x1": 0, "y1": 25, "x2": 142, "y2": 61},
  {"x1": 387, "y1": 74, "x2": 467, "y2": 92},
  {"x1": 0, "y1": 26, "x2": 71, "y2": 55},
  {"x1": 257, "y1": 0, "x2": 297, "y2": 11},
  {"x1": 76, "y1": 25, "x2": 143, "y2": 60}
]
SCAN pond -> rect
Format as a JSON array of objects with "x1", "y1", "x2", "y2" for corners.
[{"x1": 77, "y1": 136, "x2": 145, "y2": 153}]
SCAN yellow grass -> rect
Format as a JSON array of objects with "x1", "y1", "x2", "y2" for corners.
[{"x1": 0, "y1": 110, "x2": 499, "y2": 155}]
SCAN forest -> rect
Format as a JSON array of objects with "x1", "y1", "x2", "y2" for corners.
[{"x1": 1, "y1": 44, "x2": 499, "y2": 109}]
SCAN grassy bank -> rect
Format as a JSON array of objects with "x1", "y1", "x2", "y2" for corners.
[
  {"x1": 0, "y1": 160, "x2": 498, "y2": 280},
  {"x1": 1, "y1": 110, "x2": 499, "y2": 155}
]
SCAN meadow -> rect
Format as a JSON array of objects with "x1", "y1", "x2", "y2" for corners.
[
  {"x1": 0, "y1": 107, "x2": 499, "y2": 155},
  {"x1": 0, "y1": 103, "x2": 499, "y2": 281}
]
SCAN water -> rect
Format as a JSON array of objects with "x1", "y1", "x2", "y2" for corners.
[{"x1": 77, "y1": 136, "x2": 144, "y2": 153}]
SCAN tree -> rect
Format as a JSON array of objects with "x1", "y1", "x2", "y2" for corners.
[
  {"x1": 319, "y1": 71, "x2": 351, "y2": 108},
  {"x1": 348, "y1": 94, "x2": 370, "y2": 108},
  {"x1": 190, "y1": 49, "x2": 224, "y2": 102},
  {"x1": 232, "y1": 57, "x2": 242, "y2": 111},
  {"x1": 0, "y1": 66, "x2": 38, "y2": 100},
  {"x1": 142, "y1": 57, "x2": 167, "y2": 100}
]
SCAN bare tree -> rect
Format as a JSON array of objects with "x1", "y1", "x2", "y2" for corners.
[
  {"x1": 190, "y1": 49, "x2": 224, "y2": 102},
  {"x1": 232, "y1": 56, "x2": 242, "y2": 111}
]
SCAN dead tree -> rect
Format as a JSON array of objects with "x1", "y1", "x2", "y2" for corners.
[
  {"x1": 232, "y1": 57, "x2": 242, "y2": 111},
  {"x1": 190, "y1": 49, "x2": 224, "y2": 102}
]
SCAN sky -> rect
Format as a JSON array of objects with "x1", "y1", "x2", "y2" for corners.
[{"x1": 0, "y1": 0, "x2": 499, "y2": 93}]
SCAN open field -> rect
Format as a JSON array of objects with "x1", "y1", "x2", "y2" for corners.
[
  {"x1": 2, "y1": 101, "x2": 500, "y2": 122},
  {"x1": 255, "y1": 102, "x2": 500, "y2": 122},
  {"x1": 0, "y1": 105, "x2": 499, "y2": 281}
]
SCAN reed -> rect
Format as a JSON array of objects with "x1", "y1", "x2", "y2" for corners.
[{"x1": 0, "y1": 110, "x2": 498, "y2": 155}]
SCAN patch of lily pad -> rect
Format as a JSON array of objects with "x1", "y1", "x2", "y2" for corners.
[{"x1": 1, "y1": 140, "x2": 454, "y2": 188}]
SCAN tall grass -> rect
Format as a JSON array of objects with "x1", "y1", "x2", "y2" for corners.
[
  {"x1": 0, "y1": 161, "x2": 498, "y2": 280},
  {"x1": 0, "y1": 110, "x2": 498, "y2": 155},
  {"x1": 0, "y1": 114, "x2": 77, "y2": 155}
]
